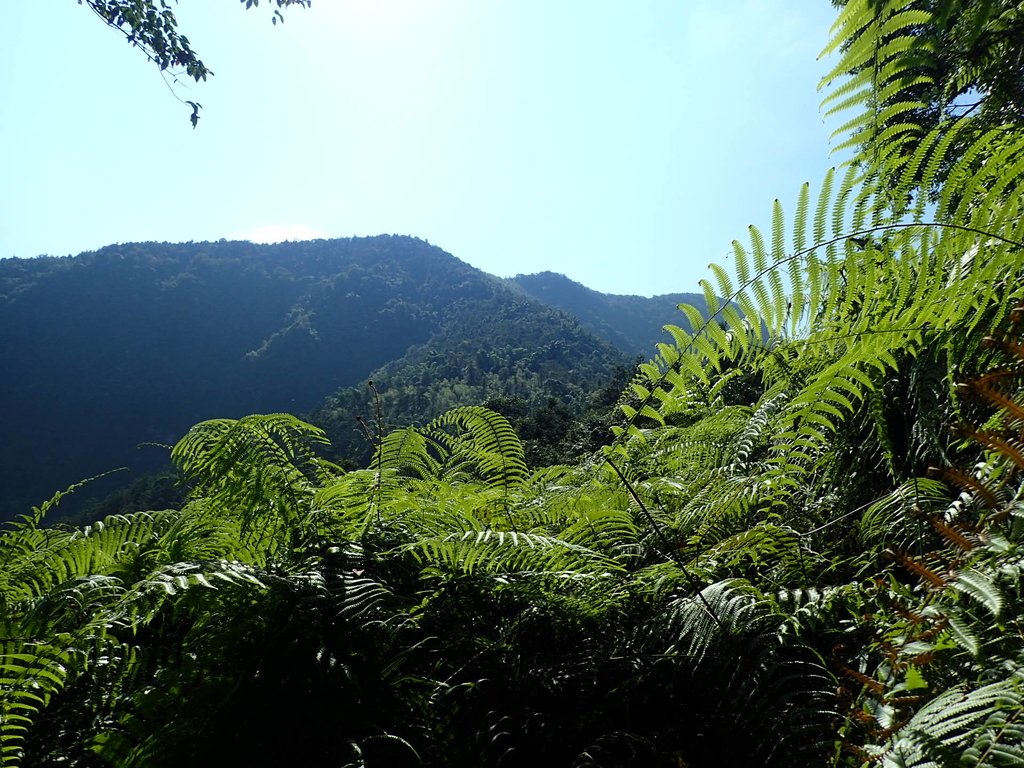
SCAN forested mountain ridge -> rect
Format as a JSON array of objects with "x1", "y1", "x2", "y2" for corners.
[
  {"x1": 0, "y1": 236, "x2": 639, "y2": 519},
  {"x1": 509, "y1": 271, "x2": 708, "y2": 356}
]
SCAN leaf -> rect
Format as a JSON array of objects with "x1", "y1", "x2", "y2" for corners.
[{"x1": 952, "y1": 569, "x2": 1004, "y2": 619}]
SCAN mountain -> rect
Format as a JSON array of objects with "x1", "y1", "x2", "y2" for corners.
[
  {"x1": 0, "y1": 237, "x2": 638, "y2": 519},
  {"x1": 309, "y1": 289, "x2": 634, "y2": 468},
  {"x1": 508, "y1": 271, "x2": 708, "y2": 356}
]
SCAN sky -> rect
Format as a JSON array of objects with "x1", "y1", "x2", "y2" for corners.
[{"x1": 1, "y1": 1, "x2": 844, "y2": 297}]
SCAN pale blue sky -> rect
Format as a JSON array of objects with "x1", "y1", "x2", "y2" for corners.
[{"x1": 2, "y1": 1, "x2": 841, "y2": 296}]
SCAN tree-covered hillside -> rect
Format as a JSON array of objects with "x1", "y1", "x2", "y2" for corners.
[
  {"x1": 0, "y1": 237, "x2": 636, "y2": 519},
  {"x1": 310, "y1": 291, "x2": 631, "y2": 468},
  {"x1": 509, "y1": 271, "x2": 708, "y2": 356},
  {"x1": 4, "y1": 1, "x2": 1024, "y2": 766}
]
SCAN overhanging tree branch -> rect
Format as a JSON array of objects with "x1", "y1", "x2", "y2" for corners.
[{"x1": 79, "y1": 0, "x2": 312, "y2": 126}]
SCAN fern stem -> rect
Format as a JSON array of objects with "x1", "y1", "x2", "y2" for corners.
[
  {"x1": 369, "y1": 380, "x2": 384, "y2": 523},
  {"x1": 604, "y1": 456, "x2": 728, "y2": 633},
  {"x1": 971, "y1": 703, "x2": 1024, "y2": 766}
]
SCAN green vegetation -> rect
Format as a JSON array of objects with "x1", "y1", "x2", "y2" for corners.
[
  {"x1": 4, "y1": 1, "x2": 1024, "y2": 765},
  {"x1": 0, "y1": 237, "x2": 630, "y2": 521},
  {"x1": 830, "y1": 0, "x2": 1024, "y2": 192},
  {"x1": 508, "y1": 272, "x2": 710, "y2": 356},
  {"x1": 309, "y1": 293, "x2": 630, "y2": 469}
]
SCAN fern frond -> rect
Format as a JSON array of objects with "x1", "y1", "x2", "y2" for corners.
[
  {"x1": 951, "y1": 569, "x2": 1004, "y2": 619},
  {"x1": 875, "y1": 673, "x2": 1024, "y2": 768},
  {"x1": 0, "y1": 639, "x2": 76, "y2": 766},
  {"x1": 820, "y1": 0, "x2": 934, "y2": 173},
  {"x1": 405, "y1": 529, "x2": 621, "y2": 579},
  {"x1": 370, "y1": 426, "x2": 437, "y2": 482},
  {"x1": 425, "y1": 406, "x2": 528, "y2": 495},
  {"x1": 0, "y1": 510, "x2": 179, "y2": 606},
  {"x1": 7, "y1": 468, "x2": 129, "y2": 533},
  {"x1": 171, "y1": 414, "x2": 331, "y2": 544}
]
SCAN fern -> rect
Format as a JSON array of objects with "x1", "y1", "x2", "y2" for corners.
[
  {"x1": 170, "y1": 414, "x2": 338, "y2": 557},
  {"x1": 874, "y1": 674, "x2": 1024, "y2": 768},
  {"x1": 405, "y1": 529, "x2": 621, "y2": 579},
  {"x1": 424, "y1": 406, "x2": 529, "y2": 494},
  {"x1": 820, "y1": 0, "x2": 933, "y2": 167}
]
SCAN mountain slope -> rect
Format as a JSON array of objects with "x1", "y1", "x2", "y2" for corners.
[
  {"x1": 0, "y1": 237, "x2": 631, "y2": 518},
  {"x1": 508, "y1": 271, "x2": 708, "y2": 356},
  {"x1": 310, "y1": 289, "x2": 630, "y2": 466}
]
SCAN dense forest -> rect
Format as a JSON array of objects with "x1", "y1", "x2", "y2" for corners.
[
  {"x1": 4, "y1": 1, "x2": 1024, "y2": 766},
  {"x1": 508, "y1": 272, "x2": 710, "y2": 356},
  {"x1": 0, "y1": 238, "x2": 696, "y2": 519}
]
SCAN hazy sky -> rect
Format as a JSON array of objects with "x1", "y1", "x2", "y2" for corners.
[{"x1": 2, "y1": 1, "x2": 842, "y2": 296}]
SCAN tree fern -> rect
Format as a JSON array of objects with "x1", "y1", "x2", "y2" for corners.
[{"x1": 623, "y1": 127, "x2": 1023, "y2": 511}]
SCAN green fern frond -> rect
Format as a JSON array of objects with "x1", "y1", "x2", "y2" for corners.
[
  {"x1": 170, "y1": 414, "x2": 335, "y2": 555},
  {"x1": 664, "y1": 579, "x2": 775, "y2": 663},
  {"x1": 697, "y1": 522, "x2": 809, "y2": 586},
  {"x1": 820, "y1": 0, "x2": 933, "y2": 169},
  {"x1": 314, "y1": 467, "x2": 413, "y2": 535},
  {"x1": 7, "y1": 468, "x2": 129, "y2": 533},
  {"x1": 374, "y1": 426, "x2": 438, "y2": 480},
  {"x1": 0, "y1": 639, "x2": 76, "y2": 767},
  {"x1": 859, "y1": 479, "x2": 952, "y2": 551},
  {"x1": 875, "y1": 673, "x2": 1024, "y2": 768},
  {"x1": 951, "y1": 569, "x2": 1004, "y2": 619},
  {"x1": 425, "y1": 406, "x2": 528, "y2": 494},
  {"x1": 0, "y1": 510, "x2": 178, "y2": 606},
  {"x1": 405, "y1": 528, "x2": 621, "y2": 578}
]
